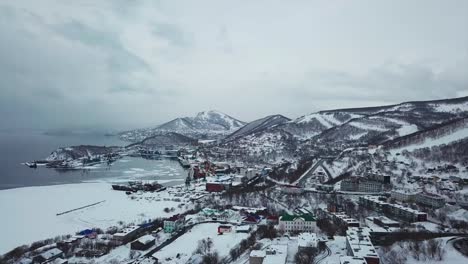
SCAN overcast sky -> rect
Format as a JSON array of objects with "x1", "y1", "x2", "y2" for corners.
[{"x1": 1, "y1": 0, "x2": 467, "y2": 130}]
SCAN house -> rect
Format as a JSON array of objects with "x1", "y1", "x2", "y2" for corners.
[
  {"x1": 32, "y1": 248, "x2": 63, "y2": 264},
  {"x1": 279, "y1": 213, "x2": 316, "y2": 232},
  {"x1": 164, "y1": 214, "x2": 185, "y2": 233},
  {"x1": 131, "y1": 235, "x2": 156, "y2": 251},
  {"x1": 218, "y1": 225, "x2": 233, "y2": 234}
]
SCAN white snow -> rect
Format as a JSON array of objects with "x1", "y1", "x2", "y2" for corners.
[
  {"x1": 0, "y1": 183, "x2": 188, "y2": 254},
  {"x1": 447, "y1": 209, "x2": 468, "y2": 222},
  {"x1": 152, "y1": 223, "x2": 249, "y2": 263},
  {"x1": 382, "y1": 117, "x2": 419, "y2": 136},
  {"x1": 348, "y1": 120, "x2": 388, "y2": 132},
  {"x1": 296, "y1": 113, "x2": 342, "y2": 128},
  {"x1": 395, "y1": 126, "x2": 468, "y2": 152},
  {"x1": 431, "y1": 102, "x2": 468, "y2": 114},
  {"x1": 397, "y1": 123, "x2": 418, "y2": 137}
]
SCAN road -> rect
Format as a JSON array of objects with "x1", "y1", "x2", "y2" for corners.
[
  {"x1": 294, "y1": 159, "x2": 333, "y2": 187},
  {"x1": 314, "y1": 245, "x2": 331, "y2": 264}
]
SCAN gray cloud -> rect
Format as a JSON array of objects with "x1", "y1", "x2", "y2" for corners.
[
  {"x1": 153, "y1": 23, "x2": 191, "y2": 47},
  {"x1": 0, "y1": 0, "x2": 467, "y2": 130}
]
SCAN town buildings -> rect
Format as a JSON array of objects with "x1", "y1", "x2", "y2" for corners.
[
  {"x1": 345, "y1": 227, "x2": 380, "y2": 264},
  {"x1": 391, "y1": 190, "x2": 419, "y2": 202},
  {"x1": 32, "y1": 248, "x2": 64, "y2": 264},
  {"x1": 359, "y1": 196, "x2": 427, "y2": 222},
  {"x1": 341, "y1": 177, "x2": 383, "y2": 193},
  {"x1": 164, "y1": 214, "x2": 185, "y2": 233},
  {"x1": 329, "y1": 212, "x2": 360, "y2": 229},
  {"x1": 131, "y1": 235, "x2": 156, "y2": 251},
  {"x1": 249, "y1": 245, "x2": 288, "y2": 264},
  {"x1": 112, "y1": 225, "x2": 141, "y2": 243},
  {"x1": 298, "y1": 233, "x2": 318, "y2": 250},
  {"x1": 367, "y1": 174, "x2": 391, "y2": 184},
  {"x1": 415, "y1": 192, "x2": 446, "y2": 208},
  {"x1": 279, "y1": 213, "x2": 316, "y2": 232}
]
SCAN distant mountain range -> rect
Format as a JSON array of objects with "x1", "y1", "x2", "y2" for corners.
[{"x1": 120, "y1": 97, "x2": 468, "y2": 160}]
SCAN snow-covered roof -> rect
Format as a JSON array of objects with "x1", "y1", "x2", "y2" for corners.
[
  {"x1": 113, "y1": 225, "x2": 140, "y2": 237},
  {"x1": 264, "y1": 245, "x2": 288, "y2": 264},
  {"x1": 250, "y1": 250, "x2": 266, "y2": 258},
  {"x1": 49, "y1": 258, "x2": 68, "y2": 264},
  {"x1": 38, "y1": 248, "x2": 63, "y2": 260},
  {"x1": 346, "y1": 227, "x2": 379, "y2": 260},
  {"x1": 298, "y1": 233, "x2": 318, "y2": 248},
  {"x1": 135, "y1": 234, "x2": 155, "y2": 245},
  {"x1": 236, "y1": 225, "x2": 251, "y2": 232},
  {"x1": 340, "y1": 256, "x2": 367, "y2": 264},
  {"x1": 361, "y1": 196, "x2": 426, "y2": 215}
]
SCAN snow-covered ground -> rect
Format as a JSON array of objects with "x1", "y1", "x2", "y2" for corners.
[
  {"x1": 153, "y1": 223, "x2": 249, "y2": 263},
  {"x1": 0, "y1": 183, "x2": 190, "y2": 254},
  {"x1": 318, "y1": 236, "x2": 348, "y2": 264}
]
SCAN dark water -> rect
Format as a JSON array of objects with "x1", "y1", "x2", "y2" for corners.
[{"x1": 0, "y1": 131, "x2": 186, "y2": 190}]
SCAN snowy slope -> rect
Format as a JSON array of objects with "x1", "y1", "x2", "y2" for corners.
[
  {"x1": 313, "y1": 96, "x2": 468, "y2": 145},
  {"x1": 386, "y1": 117, "x2": 468, "y2": 151},
  {"x1": 225, "y1": 114, "x2": 290, "y2": 141},
  {"x1": 283, "y1": 112, "x2": 363, "y2": 139}
]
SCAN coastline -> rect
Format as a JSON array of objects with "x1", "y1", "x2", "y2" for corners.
[{"x1": 0, "y1": 181, "x2": 189, "y2": 254}]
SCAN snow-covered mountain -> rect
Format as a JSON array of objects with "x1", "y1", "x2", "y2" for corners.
[
  {"x1": 120, "y1": 110, "x2": 246, "y2": 142},
  {"x1": 282, "y1": 112, "x2": 364, "y2": 139},
  {"x1": 384, "y1": 117, "x2": 468, "y2": 152},
  {"x1": 314, "y1": 97, "x2": 468, "y2": 145},
  {"x1": 202, "y1": 96, "x2": 468, "y2": 163}
]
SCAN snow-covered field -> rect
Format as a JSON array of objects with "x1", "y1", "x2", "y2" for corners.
[
  {"x1": 0, "y1": 183, "x2": 188, "y2": 254},
  {"x1": 153, "y1": 223, "x2": 249, "y2": 263}
]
